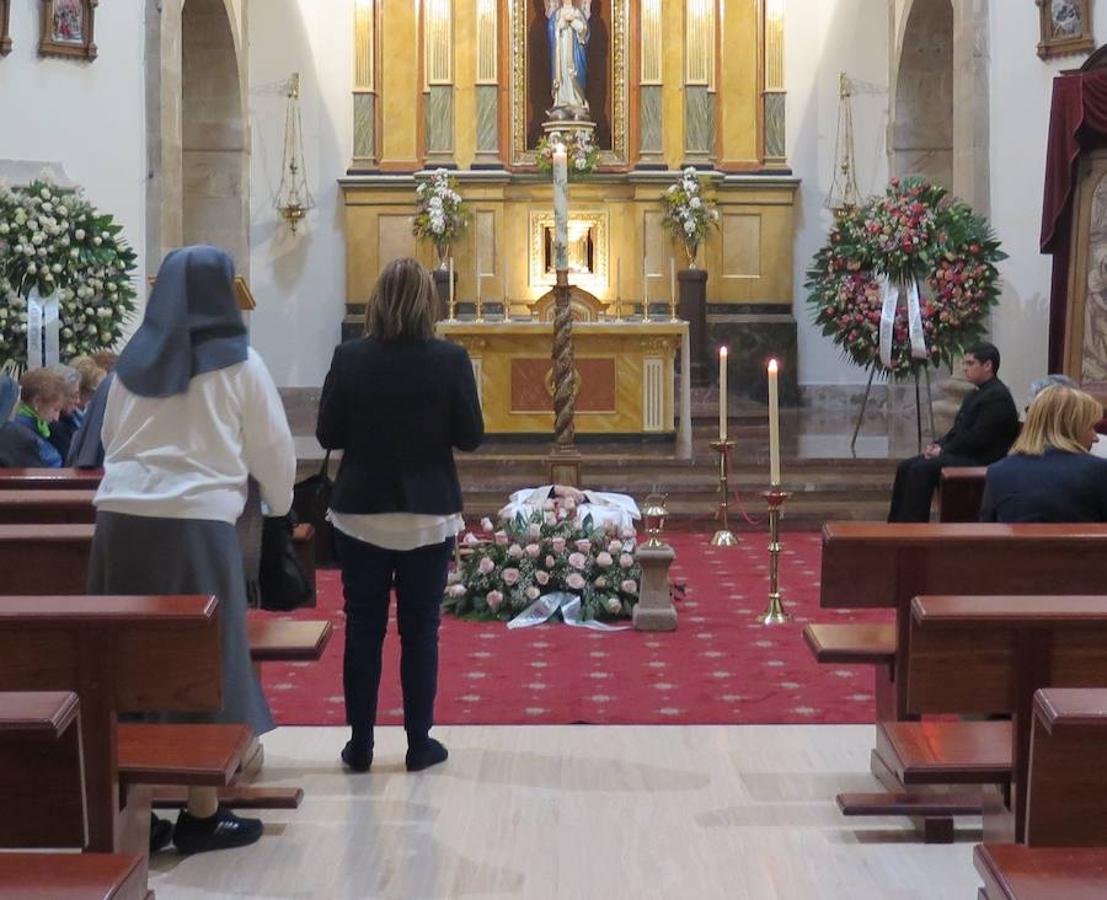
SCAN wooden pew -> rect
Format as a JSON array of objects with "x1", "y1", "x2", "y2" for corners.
[
  {"x1": 0, "y1": 594, "x2": 249, "y2": 884},
  {"x1": 938, "y1": 466, "x2": 987, "y2": 523},
  {"x1": 807, "y1": 523, "x2": 1107, "y2": 721},
  {"x1": 0, "y1": 690, "x2": 147, "y2": 899},
  {"x1": 974, "y1": 844, "x2": 1107, "y2": 899},
  {"x1": 841, "y1": 595, "x2": 1107, "y2": 844},
  {"x1": 0, "y1": 467, "x2": 103, "y2": 491},
  {"x1": 0, "y1": 488, "x2": 318, "y2": 600},
  {"x1": 1023, "y1": 688, "x2": 1107, "y2": 847},
  {"x1": 0, "y1": 524, "x2": 329, "y2": 809}
]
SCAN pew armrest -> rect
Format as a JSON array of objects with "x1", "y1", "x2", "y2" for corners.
[
  {"x1": 0, "y1": 690, "x2": 79, "y2": 740},
  {"x1": 974, "y1": 843, "x2": 1107, "y2": 900},
  {"x1": 117, "y1": 723, "x2": 251, "y2": 787},
  {"x1": 1035, "y1": 688, "x2": 1107, "y2": 736},
  {"x1": 0, "y1": 853, "x2": 146, "y2": 900},
  {"x1": 801, "y1": 623, "x2": 895, "y2": 666},
  {"x1": 878, "y1": 720, "x2": 1012, "y2": 785}
]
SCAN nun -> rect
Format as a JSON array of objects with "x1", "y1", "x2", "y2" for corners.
[{"x1": 89, "y1": 245, "x2": 295, "y2": 854}]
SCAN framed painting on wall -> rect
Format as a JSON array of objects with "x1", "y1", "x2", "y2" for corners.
[
  {"x1": 1038, "y1": 0, "x2": 1095, "y2": 59},
  {"x1": 39, "y1": 0, "x2": 98, "y2": 60},
  {"x1": 1, "y1": 0, "x2": 12, "y2": 56}
]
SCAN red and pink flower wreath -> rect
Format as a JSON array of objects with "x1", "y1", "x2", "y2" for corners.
[{"x1": 804, "y1": 177, "x2": 1006, "y2": 379}]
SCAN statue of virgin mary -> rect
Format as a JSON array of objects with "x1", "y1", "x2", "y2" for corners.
[{"x1": 545, "y1": 0, "x2": 591, "y2": 121}]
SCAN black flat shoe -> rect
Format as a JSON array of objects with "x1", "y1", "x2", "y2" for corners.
[
  {"x1": 406, "y1": 737, "x2": 448, "y2": 772},
  {"x1": 173, "y1": 807, "x2": 263, "y2": 854},
  {"x1": 150, "y1": 813, "x2": 174, "y2": 853},
  {"x1": 341, "y1": 740, "x2": 373, "y2": 773}
]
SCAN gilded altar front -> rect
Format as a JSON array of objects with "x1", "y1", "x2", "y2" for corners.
[{"x1": 437, "y1": 320, "x2": 687, "y2": 437}]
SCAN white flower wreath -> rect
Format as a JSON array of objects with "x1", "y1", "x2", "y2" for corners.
[{"x1": 0, "y1": 178, "x2": 137, "y2": 370}]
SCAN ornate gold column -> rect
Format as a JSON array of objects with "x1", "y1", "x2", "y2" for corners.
[
  {"x1": 472, "y1": 0, "x2": 501, "y2": 167},
  {"x1": 351, "y1": 0, "x2": 377, "y2": 170},
  {"x1": 379, "y1": 0, "x2": 419, "y2": 169},
  {"x1": 718, "y1": 0, "x2": 759, "y2": 169},
  {"x1": 661, "y1": 0, "x2": 685, "y2": 168},
  {"x1": 762, "y1": 0, "x2": 787, "y2": 167},
  {"x1": 638, "y1": 0, "x2": 664, "y2": 168},
  {"x1": 424, "y1": 0, "x2": 454, "y2": 166},
  {"x1": 683, "y1": 0, "x2": 716, "y2": 167}
]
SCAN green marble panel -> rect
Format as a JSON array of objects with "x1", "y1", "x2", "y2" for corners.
[
  {"x1": 476, "y1": 85, "x2": 499, "y2": 154},
  {"x1": 353, "y1": 94, "x2": 375, "y2": 161},
  {"x1": 640, "y1": 86, "x2": 662, "y2": 155},
  {"x1": 426, "y1": 85, "x2": 453, "y2": 154},
  {"x1": 764, "y1": 93, "x2": 786, "y2": 161},
  {"x1": 707, "y1": 314, "x2": 799, "y2": 405},
  {"x1": 684, "y1": 86, "x2": 714, "y2": 156}
]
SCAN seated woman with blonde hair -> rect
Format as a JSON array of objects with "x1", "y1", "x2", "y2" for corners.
[{"x1": 980, "y1": 384, "x2": 1107, "y2": 522}]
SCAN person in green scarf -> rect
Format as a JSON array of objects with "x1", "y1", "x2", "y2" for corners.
[{"x1": 13, "y1": 368, "x2": 67, "y2": 467}]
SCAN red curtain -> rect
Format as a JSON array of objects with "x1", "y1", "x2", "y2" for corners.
[{"x1": 1041, "y1": 69, "x2": 1107, "y2": 369}]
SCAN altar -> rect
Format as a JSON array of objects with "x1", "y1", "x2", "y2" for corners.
[{"x1": 437, "y1": 319, "x2": 691, "y2": 453}]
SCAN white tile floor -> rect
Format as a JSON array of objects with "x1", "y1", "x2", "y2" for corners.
[{"x1": 149, "y1": 724, "x2": 981, "y2": 899}]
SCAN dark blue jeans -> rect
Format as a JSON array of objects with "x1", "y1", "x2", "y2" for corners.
[{"x1": 335, "y1": 530, "x2": 452, "y2": 749}]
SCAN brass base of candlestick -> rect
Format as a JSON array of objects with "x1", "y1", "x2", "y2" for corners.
[
  {"x1": 708, "y1": 439, "x2": 738, "y2": 546},
  {"x1": 758, "y1": 487, "x2": 792, "y2": 625}
]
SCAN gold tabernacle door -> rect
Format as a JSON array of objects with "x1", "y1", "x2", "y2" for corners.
[{"x1": 436, "y1": 320, "x2": 688, "y2": 437}]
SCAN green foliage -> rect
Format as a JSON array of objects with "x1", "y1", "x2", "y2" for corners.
[
  {"x1": 660, "y1": 167, "x2": 720, "y2": 262},
  {"x1": 535, "y1": 129, "x2": 599, "y2": 180},
  {"x1": 412, "y1": 169, "x2": 470, "y2": 248}
]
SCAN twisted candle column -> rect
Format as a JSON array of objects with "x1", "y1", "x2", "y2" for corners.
[{"x1": 551, "y1": 281, "x2": 576, "y2": 449}]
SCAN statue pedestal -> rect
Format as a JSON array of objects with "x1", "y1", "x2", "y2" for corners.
[
  {"x1": 678, "y1": 269, "x2": 710, "y2": 387},
  {"x1": 633, "y1": 543, "x2": 677, "y2": 632}
]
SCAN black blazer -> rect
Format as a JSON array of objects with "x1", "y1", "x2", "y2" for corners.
[
  {"x1": 980, "y1": 449, "x2": 1107, "y2": 522},
  {"x1": 316, "y1": 336, "x2": 484, "y2": 515},
  {"x1": 938, "y1": 377, "x2": 1019, "y2": 465}
]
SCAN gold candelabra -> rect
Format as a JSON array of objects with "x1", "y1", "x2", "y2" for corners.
[
  {"x1": 669, "y1": 283, "x2": 680, "y2": 323},
  {"x1": 708, "y1": 439, "x2": 738, "y2": 546},
  {"x1": 758, "y1": 487, "x2": 792, "y2": 625}
]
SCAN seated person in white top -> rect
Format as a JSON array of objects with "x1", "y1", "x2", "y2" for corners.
[{"x1": 499, "y1": 484, "x2": 641, "y2": 534}]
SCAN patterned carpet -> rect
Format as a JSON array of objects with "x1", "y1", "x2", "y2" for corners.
[{"x1": 261, "y1": 532, "x2": 890, "y2": 726}]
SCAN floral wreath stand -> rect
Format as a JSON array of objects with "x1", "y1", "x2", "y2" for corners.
[{"x1": 850, "y1": 362, "x2": 937, "y2": 456}]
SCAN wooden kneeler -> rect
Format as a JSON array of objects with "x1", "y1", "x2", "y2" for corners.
[{"x1": 837, "y1": 595, "x2": 1107, "y2": 844}]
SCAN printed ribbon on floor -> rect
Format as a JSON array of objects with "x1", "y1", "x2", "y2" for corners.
[
  {"x1": 26, "y1": 288, "x2": 61, "y2": 369},
  {"x1": 876, "y1": 277, "x2": 928, "y2": 369},
  {"x1": 506, "y1": 591, "x2": 631, "y2": 631}
]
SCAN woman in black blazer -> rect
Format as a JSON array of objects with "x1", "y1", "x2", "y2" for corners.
[
  {"x1": 317, "y1": 257, "x2": 483, "y2": 773},
  {"x1": 980, "y1": 385, "x2": 1107, "y2": 523}
]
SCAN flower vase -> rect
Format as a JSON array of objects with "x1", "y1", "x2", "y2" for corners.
[
  {"x1": 684, "y1": 243, "x2": 699, "y2": 269},
  {"x1": 434, "y1": 241, "x2": 451, "y2": 270}
]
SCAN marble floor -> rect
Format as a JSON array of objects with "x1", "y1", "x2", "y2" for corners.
[{"x1": 149, "y1": 725, "x2": 981, "y2": 899}]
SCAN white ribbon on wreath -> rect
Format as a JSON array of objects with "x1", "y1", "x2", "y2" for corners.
[
  {"x1": 26, "y1": 287, "x2": 61, "y2": 370},
  {"x1": 876, "y1": 276, "x2": 929, "y2": 369},
  {"x1": 506, "y1": 591, "x2": 631, "y2": 631}
]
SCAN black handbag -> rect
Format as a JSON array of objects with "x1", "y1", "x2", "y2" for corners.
[
  {"x1": 258, "y1": 511, "x2": 315, "y2": 611},
  {"x1": 293, "y1": 450, "x2": 338, "y2": 566}
]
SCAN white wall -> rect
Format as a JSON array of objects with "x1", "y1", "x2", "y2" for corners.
[
  {"x1": 0, "y1": 0, "x2": 148, "y2": 309},
  {"x1": 246, "y1": 0, "x2": 351, "y2": 387},
  {"x1": 787, "y1": 0, "x2": 892, "y2": 386}
]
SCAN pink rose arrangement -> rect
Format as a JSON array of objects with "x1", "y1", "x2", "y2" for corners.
[
  {"x1": 442, "y1": 498, "x2": 644, "y2": 622},
  {"x1": 806, "y1": 177, "x2": 1005, "y2": 379}
]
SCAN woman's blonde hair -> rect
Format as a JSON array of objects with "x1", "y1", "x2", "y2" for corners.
[
  {"x1": 364, "y1": 257, "x2": 436, "y2": 342},
  {"x1": 68, "y1": 355, "x2": 107, "y2": 398},
  {"x1": 1010, "y1": 385, "x2": 1104, "y2": 456}
]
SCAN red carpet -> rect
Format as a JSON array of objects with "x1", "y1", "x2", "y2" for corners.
[{"x1": 262, "y1": 532, "x2": 889, "y2": 726}]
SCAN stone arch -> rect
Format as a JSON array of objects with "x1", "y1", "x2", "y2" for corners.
[
  {"x1": 145, "y1": 0, "x2": 249, "y2": 280},
  {"x1": 892, "y1": 0, "x2": 954, "y2": 190},
  {"x1": 891, "y1": 0, "x2": 990, "y2": 211}
]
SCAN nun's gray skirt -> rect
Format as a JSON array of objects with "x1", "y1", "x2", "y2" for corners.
[{"x1": 89, "y1": 511, "x2": 275, "y2": 736}]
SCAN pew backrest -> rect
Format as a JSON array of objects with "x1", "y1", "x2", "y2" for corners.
[
  {"x1": 0, "y1": 490, "x2": 98, "y2": 524},
  {"x1": 938, "y1": 466, "x2": 987, "y2": 523},
  {"x1": 0, "y1": 468, "x2": 103, "y2": 490}
]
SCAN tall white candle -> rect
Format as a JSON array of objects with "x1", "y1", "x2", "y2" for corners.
[
  {"x1": 719, "y1": 346, "x2": 728, "y2": 441},
  {"x1": 503, "y1": 243, "x2": 509, "y2": 308},
  {"x1": 616, "y1": 258, "x2": 622, "y2": 302},
  {"x1": 448, "y1": 256, "x2": 454, "y2": 307},
  {"x1": 643, "y1": 259, "x2": 649, "y2": 312},
  {"x1": 552, "y1": 144, "x2": 569, "y2": 271},
  {"x1": 768, "y1": 358, "x2": 781, "y2": 486},
  {"x1": 475, "y1": 242, "x2": 482, "y2": 312},
  {"x1": 670, "y1": 257, "x2": 676, "y2": 301}
]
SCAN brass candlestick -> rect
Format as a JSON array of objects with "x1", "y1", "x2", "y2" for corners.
[
  {"x1": 669, "y1": 285, "x2": 680, "y2": 323},
  {"x1": 759, "y1": 487, "x2": 792, "y2": 625},
  {"x1": 708, "y1": 439, "x2": 738, "y2": 546}
]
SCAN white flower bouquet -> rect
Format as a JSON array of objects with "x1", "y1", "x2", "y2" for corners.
[
  {"x1": 443, "y1": 497, "x2": 643, "y2": 622},
  {"x1": 0, "y1": 178, "x2": 137, "y2": 369},
  {"x1": 661, "y1": 167, "x2": 720, "y2": 267},
  {"x1": 412, "y1": 168, "x2": 469, "y2": 268}
]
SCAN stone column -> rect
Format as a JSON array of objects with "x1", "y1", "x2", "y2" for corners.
[{"x1": 634, "y1": 544, "x2": 677, "y2": 631}]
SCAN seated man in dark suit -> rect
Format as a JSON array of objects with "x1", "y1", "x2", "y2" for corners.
[{"x1": 888, "y1": 342, "x2": 1019, "y2": 522}]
